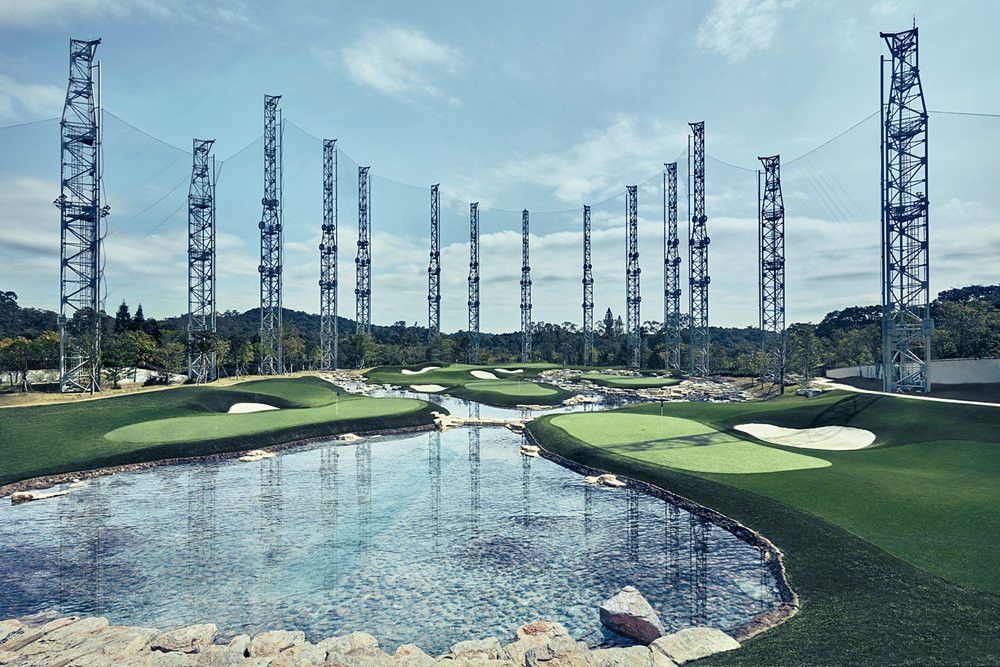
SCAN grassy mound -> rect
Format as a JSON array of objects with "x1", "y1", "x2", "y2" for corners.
[
  {"x1": 578, "y1": 373, "x2": 680, "y2": 389},
  {"x1": 529, "y1": 392, "x2": 1000, "y2": 665},
  {"x1": 366, "y1": 362, "x2": 571, "y2": 406},
  {"x1": 1, "y1": 376, "x2": 440, "y2": 487}
]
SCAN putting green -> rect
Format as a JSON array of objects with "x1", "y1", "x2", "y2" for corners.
[
  {"x1": 548, "y1": 412, "x2": 830, "y2": 474},
  {"x1": 463, "y1": 380, "x2": 559, "y2": 397},
  {"x1": 579, "y1": 374, "x2": 680, "y2": 389},
  {"x1": 105, "y1": 397, "x2": 426, "y2": 445}
]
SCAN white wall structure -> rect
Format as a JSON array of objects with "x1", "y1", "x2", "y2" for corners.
[{"x1": 826, "y1": 358, "x2": 1000, "y2": 385}]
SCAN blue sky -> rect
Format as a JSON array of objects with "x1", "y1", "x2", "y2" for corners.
[{"x1": 1, "y1": 0, "x2": 998, "y2": 332}]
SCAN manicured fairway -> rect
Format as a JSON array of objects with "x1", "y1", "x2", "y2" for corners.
[
  {"x1": 0, "y1": 377, "x2": 440, "y2": 487},
  {"x1": 549, "y1": 413, "x2": 830, "y2": 473},
  {"x1": 578, "y1": 373, "x2": 680, "y2": 389},
  {"x1": 367, "y1": 362, "x2": 572, "y2": 406},
  {"x1": 530, "y1": 391, "x2": 1000, "y2": 665}
]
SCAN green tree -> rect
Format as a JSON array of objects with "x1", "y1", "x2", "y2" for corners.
[{"x1": 114, "y1": 300, "x2": 132, "y2": 333}]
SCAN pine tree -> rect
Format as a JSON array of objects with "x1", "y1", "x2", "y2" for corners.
[
  {"x1": 132, "y1": 304, "x2": 146, "y2": 330},
  {"x1": 114, "y1": 300, "x2": 131, "y2": 333}
]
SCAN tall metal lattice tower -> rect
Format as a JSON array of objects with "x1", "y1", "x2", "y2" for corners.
[
  {"x1": 625, "y1": 185, "x2": 641, "y2": 369},
  {"x1": 520, "y1": 209, "x2": 532, "y2": 363},
  {"x1": 258, "y1": 94, "x2": 283, "y2": 375},
  {"x1": 663, "y1": 162, "x2": 682, "y2": 371},
  {"x1": 356, "y1": 166, "x2": 372, "y2": 335},
  {"x1": 688, "y1": 121, "x2": 710, "y2": 376},
  {"x1": 187, "y1": 139, "x2": 217, "y2": 383},
  {"x1": 428, "y1": 184, "x2": 441, "y2": 341},
  {"x1": 468, "y1": 202, "x2": 480, "y2": 363},
  {"x1": 57, "y1": 38, "x2": 107, "y2": 393},
  {"x1": 320, "y1": 139, "x2": 338, "y2": 370},
  {"x1": 758, "y1": 155, "x2": 786, "y2": 391},
  {"x1": 582, "y1": 205, "x2": 594, "y2": 364},
  {"x1": 881, "y1": 27, "x2": 931, "y2": 393}
]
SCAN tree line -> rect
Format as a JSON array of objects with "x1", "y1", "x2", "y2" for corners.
[{"x1": 1, "y1": 284, "x2": 998, "y2": 390}]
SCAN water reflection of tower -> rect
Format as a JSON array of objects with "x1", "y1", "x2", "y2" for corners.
[
  {"x1": 428, "y1": 432, "x2": 442, "y2": 547},
  {"x1": 467, "y1": 403, "x2": 480, "y2": 535},
  {"x1": 626, "y1": 488, "x2": 640, "y2": 562},
  {"x1": 58, "y1": 480, "x2": 109, "y2": 614},
  {"x1": 259, "y1": 457, "x2": 283, "y2": 568},
  {"x1": 583, "y1": 482, "x2": 593, "y2": 540},
  {"x1": 355, "y1": 443, "x2": 372, "y2": 557},
  {"x1": 520, "y1": 434, "x2": 532, "y2": 528},
  {"x1": 320, "y1": 447, "x2": 341, "y2": 588},
  {"x1": 688, "y1": 514, "x2": 709, "y2": 625},
  {"x1": 187, "y1": 467, "x2": 218, "y2": 610},
  {"x1": 666, "y1": 503, "x2": 681, "y2": 584}
]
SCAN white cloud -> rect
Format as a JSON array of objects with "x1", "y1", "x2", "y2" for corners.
[
  {"x1": 329, "y1": 25, "x2": 464, "y2": 104},
  {"x1": 0, "y1": 73, "x2": 64, "y2": 122},
  {"x1": 870, "y1": 1, "x2": 904, "y2": 16},
  {"x1": 467, "y1": 114, "x2": 687, "y2": 205},
  {"x1": 696, "y1": 0, "x2": 799, "y2": 62},
  {"x1": 0, "y1": 0, "x2": 250, "y2": 28}
]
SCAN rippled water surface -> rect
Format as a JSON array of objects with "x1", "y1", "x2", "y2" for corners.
[{"x1": 0, "y1": 396, "x2": 781, "y2": 653}]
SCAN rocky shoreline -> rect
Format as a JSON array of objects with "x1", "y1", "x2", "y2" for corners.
[{"x1": 0, "y1": 616, "x2": 742, "y2": 666}]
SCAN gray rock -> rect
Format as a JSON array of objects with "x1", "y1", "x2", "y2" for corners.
[
  {"x1": 649, "y1": 627, "x2": 739, "y2": 664},
  {"x1": 0, "y1": 620, "x2": 24, "y2": 648},
  {"x1": 394, "y1": 644, "x2": 435, "y2": 666},
  {"x1": 151, "y1": 623, "x2": 218, "y2": 654},
  {"x1": 319, "y1": 631, "x2": 393, "y2": 665},
  {"x1": 449, "y1": 636, "x2": 506, "y2": 661},
  {"x1": 598, "y1": 586, "x2": 665, "y2": 644},
  {"x1": 318, "y1": 630, "x2": 380, "y2": 655},
  {"x1": 66, "y1": 625, "x2": 159, "y2": 664},
  {"x1": 0, "y1": 616, "x2": 82, "y2": 652},
  {"x1": 248, "y1": 629, "x2": 305, "y2": 657},
  {"x1": 504, "y1": 620, "x2": 586, "y2": 665},
  {"x1": 227, "y1": 634, "x2": 251, "y2": 657},
  {"x1": 14, "y1": 615, "x2": 110, "y2": 664},
  {"x1": 146, "y1": 651, "x2": 196, "y2": 666},
  {"x1": 591, "y1": 646, "x2": 654, "y2": 667},
  {"x1": 0, "y1": 651, "x2": 19, "y2": 665}
]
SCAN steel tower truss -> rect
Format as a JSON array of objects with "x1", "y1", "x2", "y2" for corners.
[
  {"x1": 520, "y1": 209, "x2": 532, "y2": 362},
  {"x1": 688, "y1": 121, "x2": 710, "y2": 376},
  {"x1": 258, "y1": 94, "x2": 283, "y2": 375},
  {"x1": 187, "y1": 139, "x2": 217, "y2": 383},
  {"x1": 663, "y1": 163, "x2": 682, "y2": 370},
  {"x1": 428, "y1": 184, "x2": 441, "y2": 340},
  {"x1": 320, "y1": 139, "x2": 338, "y2": 370},
  {"x1": 468, "y1": 202, "x2": 480, "y2": 363},
  {"x1": 57, "y1": 38, "x2": 107, "y2": 393},
  {"x1": 881, "y1": 27, "x2": 931, "y2": 392},
  {"x1": 758, "y1": 155, "x2": 786, "y2": 391},
  {"x1": 356, "y1": 166, "x2": 372, "y2": 335},
  {"x1": 582, "y1": 205, "x2": 594, "y2": 364},
  {"x1": 626, "y1": 186, "x2": 641, "y2": 369}
]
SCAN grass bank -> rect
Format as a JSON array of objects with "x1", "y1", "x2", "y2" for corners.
[
  {"x1": 366, "y1": 362, "x2": 572, "y2": 406},
  {"x1": 0, "y1": 376, "x2": 440, "y2": 487},
  {"x1": 529, "y1": 392, "x2": 1000, "y2": 665}
]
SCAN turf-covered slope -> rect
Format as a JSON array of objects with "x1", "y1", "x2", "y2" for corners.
[
  {"x1": 0, "y1": 377, "x2": 440, "y2": 486},
  {"x1": 529, "y1": 392, "x2": 1000, "y2": 665},
  {"x1": 366, "y1": 362, "x2": 572, "y2": 406}
]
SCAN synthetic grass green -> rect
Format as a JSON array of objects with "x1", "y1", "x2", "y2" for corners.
[
  {"x1": 0, "y1": 377, "x2": 440, "y2": 487},
  {"x1": 579, "y1": 373, "x2": 680, "y2": 389},
  {"x1": 366, "y1": 363, "x2": 573, "y2": 406},
  {"x1": 106, "y1": 397, "x2": 424, "y2": 445},
  {"x1": 548, "y1": 413, "x2": 830, "y2": 473},
  {"x1": 530, "y1": 392, "x2": 1000, "y2": 665}
]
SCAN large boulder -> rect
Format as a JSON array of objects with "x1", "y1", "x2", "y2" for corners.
[
  {"x1": 598, "y1": 586, "x2": 665, "y2": 644},
  {"x1": 649, "y1": 627, "x2": 739, "y2": 665},
  {"x1": 150, "y1": 624, "x2": 217, "y2": 654},
  {"x1": 448, "y1": 636, "x2": 506, "y2": 661},
  {"x1": 393, "y1": 643, "x2": 435, "y2": 666},
  {"x1": 248, "y1": 630, "x2": 305, "y2": 657},
  {"x1": 504, "y1": 620, "x2": 587, "y2": 665},
  {"x1": 590, "y1": 646, "x2": 655, "y2": 667}
]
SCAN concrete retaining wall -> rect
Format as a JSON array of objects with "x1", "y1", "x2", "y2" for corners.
[{"x1": 826, "y1": 358, "x2": 1000, "y2": 384}]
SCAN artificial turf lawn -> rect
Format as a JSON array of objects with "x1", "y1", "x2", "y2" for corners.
[
  {"x1": 0, "y1": 376, "x2": 440, "y2": 487},
  {"x1": 530, "y1": 391, "x2": 1000, "y2": 665},
  {"x1": 549, "y1": 413, "x2": 830, "y2": 474},
  {"x1": 366, "y1": 362, "x2": 572, "y2": 406},
  {"x1": 578, "y1": 373, "x2": 681, "y2": 389}
]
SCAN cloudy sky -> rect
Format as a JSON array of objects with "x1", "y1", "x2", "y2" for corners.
[{"x1": 0, "y1": 0, "x2": 998, "y2": 332}]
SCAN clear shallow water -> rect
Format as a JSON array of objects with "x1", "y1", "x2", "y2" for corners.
[{"x1": 0, "y1": 396, "x2": 780, "y2": 653}]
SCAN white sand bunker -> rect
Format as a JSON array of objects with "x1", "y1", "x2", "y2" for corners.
[
  {"x1": 735, "y1": 423, "x2": 875, "y2": 450},
  {"x1": 401, "y1": 366, "x2": 440, "y2": 375},
  {"x1": 495, "y1": 368, "x2": 524, "y2": 374},
  {"x1": 470, "y1": 370, "x2": 499, "y2": 379},
  {"x1": 228, "y1": 403, "x2": 279, "y2": 414},
  {"x1": 411, "y1": 384, "x2": 446, "y2": 393}
]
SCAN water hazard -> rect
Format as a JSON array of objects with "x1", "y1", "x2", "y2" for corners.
[{"x1": 0, "y1": 396, "x2": 781, "y2": 653}]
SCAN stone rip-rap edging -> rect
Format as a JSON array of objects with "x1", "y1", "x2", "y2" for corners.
[{"x1": 0, "y1": 616, "x2": 744, "y2": 666}]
